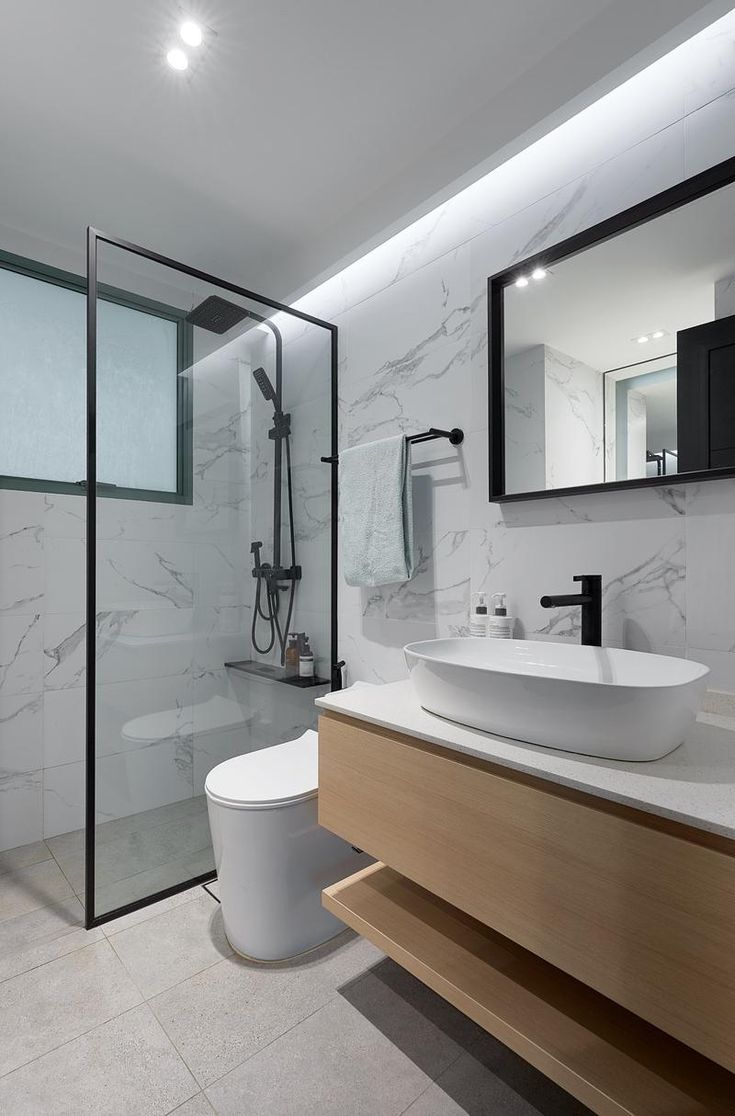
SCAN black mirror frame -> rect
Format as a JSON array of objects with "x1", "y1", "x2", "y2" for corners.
[{"x1": 488, "y1": 153, "x2": 735, "y2": 503}]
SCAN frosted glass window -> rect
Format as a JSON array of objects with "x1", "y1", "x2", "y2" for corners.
[{"x1": 0, "y1": 264, "x2": 181, "y2": 495}]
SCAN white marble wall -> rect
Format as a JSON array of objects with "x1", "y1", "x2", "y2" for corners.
[
  {"x1": 504, "y1": 344, "x2": 603, "y2": 491},
  {"x1": 544, "y1": 346, "x2": 604, "y2": 489},
  {"x1": 285, "y1": 10, "x2": 735, "y2": 690}
]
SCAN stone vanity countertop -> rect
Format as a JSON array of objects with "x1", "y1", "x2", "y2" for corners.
[{"x1": 316, "y1": 681, "x2": 735, "y2": 841}]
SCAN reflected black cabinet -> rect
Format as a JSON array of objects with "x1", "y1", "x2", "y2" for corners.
[{"x1": 678, "y1": 314, "x2": 735, "y2": 472}]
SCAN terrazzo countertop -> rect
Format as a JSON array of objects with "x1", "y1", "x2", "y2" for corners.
[{"x1": 316, "y1": 681, "x2": 735, "y2": 840}]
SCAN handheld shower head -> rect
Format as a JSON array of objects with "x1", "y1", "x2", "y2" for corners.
[{"x1": 252, "y1": 366, "x2": 279, "y2": 408}]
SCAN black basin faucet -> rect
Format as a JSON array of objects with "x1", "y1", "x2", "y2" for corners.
[{"x1": 540, "y1": 574, "x2": 603, "y2": 647}]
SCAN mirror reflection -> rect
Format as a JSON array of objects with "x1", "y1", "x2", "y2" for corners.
[{"x1": 501, "y1": 176, "x2": 735, "y2": 495}]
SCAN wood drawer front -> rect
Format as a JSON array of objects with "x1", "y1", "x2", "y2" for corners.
[{"x1": 318, "y1": 713, "x2": 735, "y2": 1072}]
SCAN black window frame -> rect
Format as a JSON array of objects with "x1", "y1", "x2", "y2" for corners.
[{"x1": 0, "y1": 248, "x2": 193, "y2": 505}]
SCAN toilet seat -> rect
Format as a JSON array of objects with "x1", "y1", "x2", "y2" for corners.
[{"x1": 204, "y1": 729, "x2": 318, "y2": 810}]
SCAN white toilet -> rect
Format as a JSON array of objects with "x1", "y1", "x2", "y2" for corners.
[{"x1": 205, "y1": 729, "x2": 368, "y2": 961}]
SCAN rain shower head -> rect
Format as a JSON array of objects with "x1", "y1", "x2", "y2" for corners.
[
  {"x1": 186, "y1": 295, "x2": 251, "y2": 334},
  {"x1": 252, "y1": 366, "x2": 279, "y2": 407}
]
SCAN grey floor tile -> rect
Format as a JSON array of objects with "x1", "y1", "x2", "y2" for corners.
[
  {"x1": 0, "y1": 857, "x2": 74, "y2": 923},
  {"x1": 109, "y1": 891, "x2": 232, "y2": 997},
  {"x1": 281, "y1": 928, "x2": 386, "y2": 992},
  {"x1": 0, "y1": 938, "x2": 142, "y2": 1076},
  {"x1": 0, "y1": 1003, "x2": 198, "y2": 1116},
  {"x1": 0, "y1": 839, "x2": 51, "y2": 876},
  {"x1": 339, "y1": 959, "x2": 484, "y2": 1079},
  {"x1": 169, "y1": 1094, "x2": 216, "y2": 1115},
  {"x1": 150, "y1": 954, "x2": 335, "y2": 1087},
  {"x1": 403, "y1": 1038, "x2": 593, "y2": 1115},
  {"x1": 0, "y1": 893, "x2": 103, "y2": 983},
  {"x1": 103, "y1": 883, "x2": 203, "y2": 937},
  {"x1": 205, "y1": 995, "x2": 433, "y2": 1116},
  {"x1": 93, "y1": 847, "x2": 214, "y2": 917}
]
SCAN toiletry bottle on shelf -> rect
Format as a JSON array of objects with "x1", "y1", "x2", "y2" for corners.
[
  {"x1": 285, "y1": 634, "x2": 299, "y2": 676},
  {"x1": 299, "y1": 637, "x2": 315, "y2": 679},
  {"x1": 469, "y1": 592, "x2": 488, "y2": 637},
  {"x1": 487, "y1": 593, "x2": 515, "y2": 639}
]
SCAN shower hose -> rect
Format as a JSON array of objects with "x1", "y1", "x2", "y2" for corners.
[{"x1": 251, "y1": 435, "x2": 297, "y2": 666}]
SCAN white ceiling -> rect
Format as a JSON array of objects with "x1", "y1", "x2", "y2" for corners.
[
  {"x1": 0, "y1": 0, "x2": 725, "y2": 299},
  {"x1": 504, "y1": 179, "x2": 735, "y2": 371}
]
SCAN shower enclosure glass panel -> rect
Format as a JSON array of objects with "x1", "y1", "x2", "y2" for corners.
[{"x1": 86, "y1": 231, "x2": 336, "y2": 926}]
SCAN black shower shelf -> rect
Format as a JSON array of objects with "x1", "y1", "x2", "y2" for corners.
[{"x1": 225, "y1": 659, "x2": 330, "y2": 688}]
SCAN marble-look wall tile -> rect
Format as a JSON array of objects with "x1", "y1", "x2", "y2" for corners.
[
  {"x1": 0, "y1": 692, "x2": 43, "y2": 776},
  {"x1": 97, "y1": 541, "x2": 195, "y2": 611},
  {"x1": 95, "y1": 609, "x2": 193, "y2": 685},
  {"x1": 0, "y1": 614, "x2": 44, "y2": 696},
  {"x1": 43, "y1": 613, "x2": 86, "y2": 691},
  {"x1": 43, "y1": 537, "x2": 85, "y2": 614},
  {"x1": 544, "y1": 346, "x2": 603, "y2": 489},
  {"x1": 338, "y1": 613, "x2": 436, "y2": 686},
  {"x1": 43, "y1": 762, "x2": 84, "y2": 840},
  {"x1": 470, "y1": 516, "x2": 685, "y2": 652},
  {"x1": 0, "y1": 517, "x2": 43, "y2": 616},
  {"x1": 43, "y1": 493, "x2": 85, "y2": 539},
  {"x1": 43, "y1": 687, "x2": 85, "y2": 769},
  {"x1": 684, "y1": 86, "x2": 735, "y2": 177},
  {"x1": 0, "y1": 770, "x2": 43, "y2": 851},
  {"x1": 681, "y1": 9, "x2": 735, "y2": 114}
]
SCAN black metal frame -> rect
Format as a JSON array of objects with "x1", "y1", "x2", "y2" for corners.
[
  {"x1": 488, "y1": 153, "x2": 735, "y2": 502},
  {"x1": 85, "y1": 227, "x2": 339, "y2": 929}
]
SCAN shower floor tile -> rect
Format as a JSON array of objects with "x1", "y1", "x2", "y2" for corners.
[{"x1": 47, "y1": 794, "x2": 213, "y2": 912}]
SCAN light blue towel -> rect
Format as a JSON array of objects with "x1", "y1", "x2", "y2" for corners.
[{"x1": 340, "y1": 435, "x2": 414, "y2": 587}]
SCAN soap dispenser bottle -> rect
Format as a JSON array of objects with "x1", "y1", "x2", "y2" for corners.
[
  {"x1": 487, "y1": 593, "x2": 515, "y2": 639},
  {"x1": 469, "y1": 592, "x2": 489, "y2": 637}
]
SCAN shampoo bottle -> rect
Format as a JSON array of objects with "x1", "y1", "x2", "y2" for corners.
[{"x1": 469, "y1": 592, "x2": 488, "y2": 637}]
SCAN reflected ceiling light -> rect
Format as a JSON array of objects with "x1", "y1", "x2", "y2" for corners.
[
  {"x1": 652, "y1": 330, "x2": 665, "y2": 339},
  {"x1": 637, "y1": 335, "x2": 649, "y2": 344},
  {"x1": 531, "y1": 267, "x2": 547, "y2": 281},
  {"x1": 515, "y1": 276, "x2": 529, "y2": 288},
  {"x1": 180, "y1": 20, "x2": 203, "y2": 46},
  {"x1": 166, "y1": 47, "x2": 189, "y2": 70}
]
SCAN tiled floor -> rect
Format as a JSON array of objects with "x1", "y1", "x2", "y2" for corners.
[
  {"x1": 0, "y1": 840, "x2": 591, "y2": 1115},
  {"x1": 46, "y1": 796, "x2": 213, "y2": 916}
]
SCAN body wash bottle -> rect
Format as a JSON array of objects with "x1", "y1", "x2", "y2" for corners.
[{"x1": 487, "y1": 593, "x2": 515, "y2": 639}]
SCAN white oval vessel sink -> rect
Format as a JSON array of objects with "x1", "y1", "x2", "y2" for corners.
[{"x1": 404, "y1": 638, "x2": 709, "y2": 761}]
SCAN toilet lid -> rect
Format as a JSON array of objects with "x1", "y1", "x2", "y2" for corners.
[{"x1": 205, "y1": 729, "x2": 319, "y2": 809}]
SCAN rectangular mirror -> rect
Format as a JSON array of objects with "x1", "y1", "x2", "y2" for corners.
[{"x1": 489, "y1": 156, "x2": 735, "y2": 500}]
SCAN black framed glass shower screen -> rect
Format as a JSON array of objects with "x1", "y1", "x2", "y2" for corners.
[{"x1": 85, "y1": 228, "x2": 338, "y2": 928}]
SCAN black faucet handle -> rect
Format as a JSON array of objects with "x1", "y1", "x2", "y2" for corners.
[{"x1": 573, "y1": 574, "x2": 602, "y2": 585}]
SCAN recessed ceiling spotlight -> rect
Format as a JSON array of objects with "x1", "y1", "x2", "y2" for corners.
[
  {"x1": 180, "y1": 20, "x2": 203, "y2": 46},
  {"x1": 637, "y1": 335, "x2": 649, "y2": 344},
  {"x1": 515, "y1": 276, "x2": 529, "y2": 288},
  {"x1": 652, "y1": 330, "x2": 665, "y2": 340},
  {"x1": 166, "y1": 47, "x2": 189, "y2": 70},
  {"x1": 531, "y1": 267, "x2": 547, "y2": 281}
]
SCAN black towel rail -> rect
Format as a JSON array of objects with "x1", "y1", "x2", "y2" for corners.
[{"x1": 320, "y1": 426, "x2": 463, "y2": 465}]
